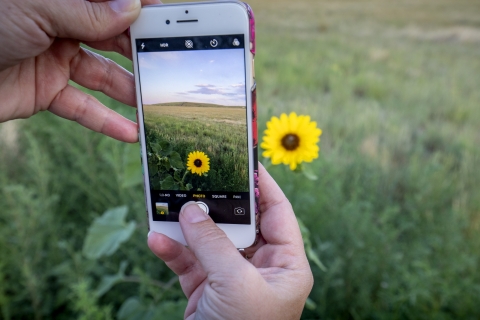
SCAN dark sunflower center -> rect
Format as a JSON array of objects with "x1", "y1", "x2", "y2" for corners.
[
  {"x1": 281, "y1": 134, "x2": 300, "y2": 151},
  {"x1": 194, "y1": 159, "x2": 202, "y2": 168}
]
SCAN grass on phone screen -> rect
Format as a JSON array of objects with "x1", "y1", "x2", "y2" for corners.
[{"x1": 143, "y1": 103, "x2": 249, "y2": 192}]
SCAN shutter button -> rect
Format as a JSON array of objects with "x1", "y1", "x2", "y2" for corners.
[{"x1": 195, "y1": 201, "x2": 209, "y2": 214}]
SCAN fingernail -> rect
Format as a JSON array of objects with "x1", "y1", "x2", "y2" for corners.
[
  {"x1": 181, "y1": 202, "x2": 209, "y2": 223},
  {"x1": 147, "y1": 230, "x2": 159, "y2": 238},
  {"x1": 109, "y1": 0, "x2": 140, "y2": 13}
]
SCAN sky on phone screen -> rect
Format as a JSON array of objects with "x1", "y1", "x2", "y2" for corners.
[{"x1": 138, "y1": 49, "x2": 246, "y2": 106}]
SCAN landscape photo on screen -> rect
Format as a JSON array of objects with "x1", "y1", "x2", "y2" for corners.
[{"x1": 139, "y1": 48, "x2": 248, "y2": 193}]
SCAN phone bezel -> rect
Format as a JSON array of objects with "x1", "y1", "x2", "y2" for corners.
[{"x1": 130, "y1": 1, "x2": 256, "y2": 248}]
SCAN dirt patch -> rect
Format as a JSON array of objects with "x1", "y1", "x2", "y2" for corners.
[
  {"x1": 369, "y1": 48, "x2": 390, "y2": 61},
  {"x1": 360, "y1": 135, "x2": 379, "y2": 159},
  {"x1": 395, "y1": 26, "x2": 480, "y2": 43},
  {"x1": 359, "y1": 135, "x2": 389, "y2": 169}
]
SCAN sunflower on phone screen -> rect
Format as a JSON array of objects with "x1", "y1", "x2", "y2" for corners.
[{"x1": 187, "y1": 151, "x2": 210, "y2": 176}]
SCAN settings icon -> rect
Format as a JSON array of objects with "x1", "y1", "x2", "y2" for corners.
[{"x1": 185, "y1": 40, "x2": 193, "y2": 49}]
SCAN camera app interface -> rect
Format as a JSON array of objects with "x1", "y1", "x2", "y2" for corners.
[{"x1": 136, "y1": 34, "x2": 250, "y2": 224}]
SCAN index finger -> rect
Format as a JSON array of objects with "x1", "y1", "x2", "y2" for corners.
[{"x1": 257, "y1": 163, "x2": 303, "y2": 247}]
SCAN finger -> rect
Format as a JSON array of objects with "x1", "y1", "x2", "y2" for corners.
[
  {"x1": 179, "y1": 202, "x2": 247, "y2": 275},
  {"x1": 84, "y1": 31, "x2": 133, "y2": 60},
  {"x1": 70, "y1": 48, "x2": 135, "y2": 107},
  {"x1": 257, "y1": 163, "x2": 303, "y2": 247},
  {"x1": 48, "y1": 85, "x2": 137, "y2": 142},
  {"x1": 37, "y1": 0, "x2": 141, "y2": 41},
  {"x1": 147, "y1": 231, "x2": 207, "y2": 298}
]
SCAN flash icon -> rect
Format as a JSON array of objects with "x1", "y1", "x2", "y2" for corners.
[{"x1": 141, "y1": 43, "x2": 145, "y2": 50}]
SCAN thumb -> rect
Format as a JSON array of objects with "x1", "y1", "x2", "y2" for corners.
[
  {"x1": 39, "y1": 0, "x2": 141, "y2": 41},
  {"x1": 179, "y1": 202, "x2": 247, "y2": 274}
]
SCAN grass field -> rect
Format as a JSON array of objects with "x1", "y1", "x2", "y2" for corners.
[
  {"x1": 144, "y1": 103, "x2": 249, "y2": 192},
  {"x1": 144, "y1": 104, "x2": 246, "y2": 125},
  {"x1": 251, "y1": 0, "x2": 480, "y2": 318},
  {"x1": 1, "y1": 0, "x2": 480, "y2": 318}
]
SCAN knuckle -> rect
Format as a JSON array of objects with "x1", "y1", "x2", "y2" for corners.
[
  {"x1": 74, "y1": 94, "x2": 91, "y2": 123},
  {"x1": 177, "y1": 259, "x2": 200, "y2": 277},
  {"x1": 81, "y1": 50, "x2": 115, "y2": 93},
  {"x1": 95, "y1": 58, "x2": 114, "y2": 92}
]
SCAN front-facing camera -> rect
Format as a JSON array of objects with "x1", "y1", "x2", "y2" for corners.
[{"x1": 166, "y1": 20, "x2": 170, "y2": 24}]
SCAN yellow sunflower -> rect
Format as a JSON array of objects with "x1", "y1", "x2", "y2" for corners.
[
  {"x1": 261, "y1": 112, "x2": 322, "y2": 170},
  {"x1": 186, "y1": 151, "x2": 210, "y2": 176}
]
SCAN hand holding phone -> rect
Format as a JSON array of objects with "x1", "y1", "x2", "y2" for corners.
[
  {"x1": 0, "y1": 0, "x2": 159, "y2": 141},
  {"x1": 131, "y1": 1, "x2": 258, "y2": 248},
  {"x1": 148, "y1": 164, "x2": 314, "y2": 319}
]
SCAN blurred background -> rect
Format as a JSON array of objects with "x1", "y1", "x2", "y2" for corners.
[{"x1": 1, "y1": 0, "x2": 480, "y2": 318}]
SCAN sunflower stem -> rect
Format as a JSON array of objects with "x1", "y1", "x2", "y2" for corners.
[{"x1": 180, "y1": 170, "x2": 188, "y2": 184}]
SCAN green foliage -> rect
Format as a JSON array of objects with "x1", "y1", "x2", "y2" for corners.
[
  {"x1": 71, "y1": 281, "x2": 113, "y2": 320},
  {"x1": 94, "y1": 261, "x2": 129, "y2": 298},
  {"x1": 117, "y1": 297, "x2": 187, "y2": 320},
  {"x1": 122, "y1": 143, "x2": 144, "y2": 189},
  {"x1": 297, "y1": 217, "x2": 327, "y2": 272},
  {"x1": 0, "y1": 78, "x2": 184, "y2": 319},
  {"x1": 83, "y1": 206, "x2": 136, "y2": 259},
  {"x1": 145, "y1": 134, "x2": 192, "y2": 191}
]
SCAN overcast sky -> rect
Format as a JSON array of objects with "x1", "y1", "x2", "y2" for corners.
[{"x1": 138, "y1": 49, "x2": 246, "y2": 106}]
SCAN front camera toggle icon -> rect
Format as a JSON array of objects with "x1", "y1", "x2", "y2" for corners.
[{"x1": 234, "y1": 207, "x2": 245, "y2": 215}]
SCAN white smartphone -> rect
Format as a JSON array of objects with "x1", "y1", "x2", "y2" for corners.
[{"x1": 130, "y1": 1, "x2": 258, "y2": 248}]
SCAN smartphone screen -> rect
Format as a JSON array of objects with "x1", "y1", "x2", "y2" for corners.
[{"x1": 135, "y1": 34, "x2": 251, "y2": 225}]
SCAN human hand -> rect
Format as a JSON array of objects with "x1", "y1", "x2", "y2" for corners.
[
  {"x1": 0, "y1": 0, "x2": 161, "y2": 142},
  {"x1": 148, "y1": 164, "x2": 314, "y2": 319}
]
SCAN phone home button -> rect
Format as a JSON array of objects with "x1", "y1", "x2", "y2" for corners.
[{"x1": 195, "y1": 201, "x2": 209, "y2": 214}]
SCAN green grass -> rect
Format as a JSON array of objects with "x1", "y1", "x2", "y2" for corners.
[
  {"x1": 1, "y1": 0, "x2": 480, "y2": 318},
  {"x1": 144, "y1": 104, "x2": 249, "y2": 192}
]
